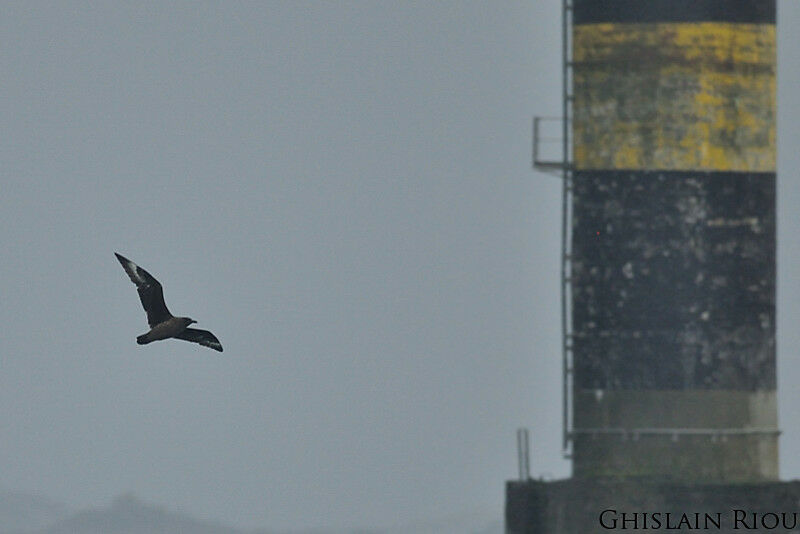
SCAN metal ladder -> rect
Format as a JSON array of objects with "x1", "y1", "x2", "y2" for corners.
[{"x1": 532, "y1": 0, "x2": 574, "y2": 460}]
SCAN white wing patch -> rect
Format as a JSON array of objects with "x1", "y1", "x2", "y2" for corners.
[{"x1": 127, "y1": 260, "x2": 146, "y2": 284}]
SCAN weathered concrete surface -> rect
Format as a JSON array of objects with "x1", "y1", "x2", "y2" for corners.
[
  {"x1": 506, "y1": 479, "x2": 800, "y2": 533},
  {"x1": 572, "y1": 432, "x2": 778, "y2": 481},
  {"x1": 572, "y1": 22, "x2": 775, "y2": 172},
  {"x1": 572, "y1": 0, "x2": 776, "y2": 25},
  {"x1": 572, "y1": 171, "x2": 775, "y2": 391},
  {"x1": 574, "y1": 390, "x2": 776, "y2": 429},
  {"x1": 570, "y1": 170, "x2": 777, "y2": 480},
  {"x1": 572, "y1": 390, "x2": 778, "y2": 480}
]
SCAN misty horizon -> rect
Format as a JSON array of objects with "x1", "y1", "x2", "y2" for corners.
[{"x1": 2, "y1": 1, "x2": 799, "y2": 532}]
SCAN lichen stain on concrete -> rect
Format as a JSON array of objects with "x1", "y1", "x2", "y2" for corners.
[{"x1": 572, "y1": 23, "x2": 775, "y2": 171}]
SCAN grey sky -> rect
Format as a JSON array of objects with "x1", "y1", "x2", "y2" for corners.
[{"x1": 0, "y1": 2, "x2": 797, "y2": 531}]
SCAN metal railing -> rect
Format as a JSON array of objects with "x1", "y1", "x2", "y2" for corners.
[
  {"x1": 517, "y1": 428, "x2": 531, "y2": 480},
  {"x1": 532, "y1": 117, "x2": 567, "y2": 174},
  {"x1": 570, "y1": 427, "x2": 781, "y2": 442},
  {"x1": 560, "y1": 0, "x2": 575, "y2": 460},
  {"x1": 529, "y1": 0, "x2": 575, "y2": 461}
]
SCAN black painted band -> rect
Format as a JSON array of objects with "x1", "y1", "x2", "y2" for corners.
[
  {"x1": 573, "y1": 0, "x2": 775, "y2": 25},
  {"x1": 571, "y1": 169, "x2": 776, "y2": 391}
]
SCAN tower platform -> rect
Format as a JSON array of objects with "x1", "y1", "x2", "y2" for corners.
[{"x1": 506, "y1": 478, "x2": 800, "y2": 533}]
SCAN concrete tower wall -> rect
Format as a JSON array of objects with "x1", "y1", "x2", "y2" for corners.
[
  {"x1": 506, "y1": 2, "x2": 785, "y2": 531},
  {"x1": 570, "y1": 0, "x2": 777, "y2": 481}
]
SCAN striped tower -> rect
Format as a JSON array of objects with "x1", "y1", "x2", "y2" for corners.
[{"x1": 570, "y1": 0, "x2": 777, "y2": 481}]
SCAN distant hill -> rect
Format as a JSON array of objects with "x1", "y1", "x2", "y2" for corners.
[
  {"x1": 0, "y1": 491, "x2": 69, "y2": 532},
  {"x1": 34, "y1": 494, "x2": 244, "y2": 534},
  {"x1": 382, "y1": 510, "x2": 502, "y2": 534},
  {"x1": 1, "y1": 490, "x2": 502, "y2": 534},
  {"x1": 12, "y1": 494, "x2": 378, "y2": 534},
  {"x1": 469, "y1": 521, "x2": 504, "y2": 534}
]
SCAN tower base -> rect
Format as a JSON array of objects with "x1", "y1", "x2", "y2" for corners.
[{"x1": 506, "y1": 478, "x2": 800, "y2": 533}]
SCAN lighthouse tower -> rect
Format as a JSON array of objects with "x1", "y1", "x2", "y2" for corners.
[
  {"x1": 506, "y1": 2, "x2": 797, "y2": 532},
  {"x1": 570, "y1": 0, "x2": 777, "y2": 481}
]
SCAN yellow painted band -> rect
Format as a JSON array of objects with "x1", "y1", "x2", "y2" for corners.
[{"x1": 573, "y1": 23, "x2": 775, "y2": 172}]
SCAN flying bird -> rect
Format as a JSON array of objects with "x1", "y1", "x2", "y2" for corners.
[{"x1": 115, "y1": 253, "x2": 223, "y2": 352}]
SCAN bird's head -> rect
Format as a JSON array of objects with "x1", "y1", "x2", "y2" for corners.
[{"x1": 181, "y1": 317, "x2": 198, "y2": 326}]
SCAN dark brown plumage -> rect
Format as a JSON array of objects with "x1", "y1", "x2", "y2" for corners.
[{"x1": 115, "y1": 253, "x2": 223, "y2": 352}]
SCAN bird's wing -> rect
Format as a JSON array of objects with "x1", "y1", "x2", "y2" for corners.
[
  {"x1": 114, "y1": 253, "x2": 173, "y2": 327},
  {"x1": 173, "y1": 328, "x2": 223, "y2": 352}
]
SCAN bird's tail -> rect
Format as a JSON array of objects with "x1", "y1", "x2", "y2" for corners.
[{"x1": 136, "y1": 333, "x2": 151, "y2": 345}]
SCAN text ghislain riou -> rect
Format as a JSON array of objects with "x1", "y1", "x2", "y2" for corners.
[{"x1": 599, "y1": 509, "x2": 800, "y2": 530}]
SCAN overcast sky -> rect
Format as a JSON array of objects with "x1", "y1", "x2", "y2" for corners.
[{"x1": 1, "y1": 2, "x2": 798, "y2": 531}]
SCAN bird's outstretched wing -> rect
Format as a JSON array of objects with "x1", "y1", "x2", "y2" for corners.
[
  {"x1": 173, "y1": 328, "x2": 223, "y2": 352},
  {"x1": 115, "y1": 253, "x2": 173, "y2": 327}
]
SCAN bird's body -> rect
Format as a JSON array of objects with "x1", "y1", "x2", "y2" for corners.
[
  {"x1": 115, "y1": 253, "x2": 223, "y2": 352},
  {"x1": 136, "y1": 316, "x2": 196, "y2": 345}
]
